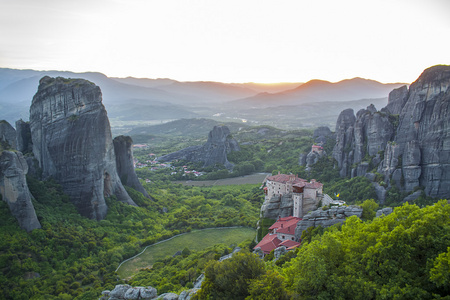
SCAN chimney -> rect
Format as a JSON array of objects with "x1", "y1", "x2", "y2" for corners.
[{"x1": 281, "y1": 223, "x2": 283, "y2": 228}]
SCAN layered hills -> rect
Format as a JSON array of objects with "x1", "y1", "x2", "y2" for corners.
[{"x1": 0, "y1": 68, "x2": 404, "y2": 130}]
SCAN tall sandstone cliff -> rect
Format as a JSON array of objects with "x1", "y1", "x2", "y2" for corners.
[
  {"x1": 333, "y1": 65, "x2": 450, "y2": 199},
  {"x1": 113, "y1": 135, "x2": 150, "y2": 198},
  {"x1": 158, "y1": 125, "x2": 240, "y2": 170},
  {"x1": 29, "y1": 76, "x2": 136, "y2": 220},
  {"x1": 0, "y1": 149, "x2": 41, "y2": 231}
]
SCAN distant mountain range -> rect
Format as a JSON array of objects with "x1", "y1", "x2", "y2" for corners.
[
  {"x1": 0, "y1": 68, "x2": 406, "y2": 130},
  {"x1": 234, "y1": 77, "x2": 405, "y2": 107}
]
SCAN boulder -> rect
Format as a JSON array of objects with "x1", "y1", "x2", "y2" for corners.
[
  {"x1": 376, "y1": 207, "x2": 393, "y2": 217},
  {"x1": 157, "y1": 293, "x2": 179, "y2": 300},
  {"x1": 29, "y1": 76, "x2": 136, "y2": 220},
  {"x1": 273, "y1": 246, "x2": 287, "y2": 261},
  {"x1": 403, "y1": 190, "x2": 423, "y2": 203},
  {"x1": 109, "y1": 284, "x2": 131, "y2": 299},
  {"x1": 178, "y1": 289, "x2": 199, "y2": 300},
  {"x1": 372, "y1": 183, "x2": 387, "y2": 205}
]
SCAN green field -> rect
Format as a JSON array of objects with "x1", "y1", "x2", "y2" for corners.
[
  {"x1": 175, "y1": 173, "x2": 270, "y2": 187},
  {"x1": 117, "y1": 227, "x2": 256, "y2": 278}
]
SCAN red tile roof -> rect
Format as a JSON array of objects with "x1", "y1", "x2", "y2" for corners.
[
  {"x1": 272, "y1": 216, "x2": 301, "y2": 234},
  {"x1": 266, "y1": 174, "x2": 306, "y2": 184},
  {"x1": 269, "y1": 216, "x2": 301, "y2": 234},
  {"x1": 254, "y1": 234, "x2": 282, "y2": 254},
  {"x1": 293, "y1": 180, "x2": 323, "y2": 189},
  {"x1": 280, "y1": 239, "x2": 301, "y2": 249}
]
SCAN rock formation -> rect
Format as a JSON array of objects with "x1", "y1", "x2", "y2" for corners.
[
  {"x1": 29, "y1": 76, "x2": 136, "y2": 220},
  {"x1": 294, "y1": 206, "x2": 363, "y2": 240},
  {"x1": 261, "y1": 194, "x2": 294, "y2": 219},
  {"x1": 100, "y1": 284, "x2": 199, "y2": 300},
  {"x1": 113, "y1": 135, "x2": 150, "y2": 198},
  {"x1": 332, "y1": 65, "x2": 450, "y2": 199},
  {"x1": 332, "y1": 108, "x2": 356, "y2": 177},
  {"x1": 15, "y1": 119, "x2": 32, "y2": 154},
  {"x1": 0, "y1": 120, "x2": 17, "y2": 149},
  {"x1": 158, "y1": 125, "x2": 240, "y2": 170},
  {"x1": 313, "y1": 126, "x2": 333, "y2": 144},
  {"x1": 0, "y1": 149, "x2": 41, "y2": 231}
]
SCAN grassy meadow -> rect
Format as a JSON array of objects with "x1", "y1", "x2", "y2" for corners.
[{"x1": 117, "y1": 227, "x2": 256, "y2": 278}]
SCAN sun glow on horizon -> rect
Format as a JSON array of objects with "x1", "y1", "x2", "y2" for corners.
[{"x1": 0, "y1": 0, "x2": 449, "y2": 84}]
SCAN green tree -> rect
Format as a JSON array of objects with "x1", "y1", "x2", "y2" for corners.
[
  {"x1": 246, "y1": 270, "x2": 290, "y2": 300},
  {"x1": 357, "y1": 199, "x2": 379, "y2": 221},
  {"x1": 197, "y1": 251, "x2": 266, "y2": 300}
]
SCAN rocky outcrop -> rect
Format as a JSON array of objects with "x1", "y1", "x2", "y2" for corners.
[
  {"x1": 29, "y1": 76, "x2": 136, "y2": 220},
  {"x1": 15, "y1": 120, "x2": 32, "y2": 154},
  {"x1": 376, "y1": 207, "x2": 393, "y2": 217},
  {"x1": 384, "y1": 85, "x2": 409, "y2": 115},
  {"x1": 393, "y1": 65, "x2": 450, "y2": 198},
  {"x1": 333, "y1": 65, "x2": 450, "y2": 199},
  {"x1": 332, "y1": 109, "x2": 356, "y2": 177},
  {"x1": 158, "y1": 125, "x2": 240, "y2": 170},
  {"x1": 113, "y1": 135, "x2": 150, "y2": 198},
  {"x1": 313, "y1": 126, "x2": 332, "y2": 144},
  {"x1": 294, "y1": 206, "x2": 363, "y2": 240},
  {"x1": 333, "y1": 105, "x2": 394, "y2": 177},
  {"x1": 0, "y1": 120, "x2": 17, "y2": 149},
  {"x1": 100, "y1": 285, "x2": 157, "y2": 300},
  {"x1": 0, "y1": 150, "x2": 41, "y2": 231},
  {"x1": 100, "y1": 284, "x2": 199, "y2": 300},
  {"x1": 261, "y1": 194, "x2": 293, "y2": 219}
]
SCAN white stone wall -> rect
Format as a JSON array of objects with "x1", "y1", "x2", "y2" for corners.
[
  {"x1": 277, "y1": 232, "x2": 296, "y2": 241},
  {"x1": 293, "y1": 193, "x2": 303, "y2": 218}
]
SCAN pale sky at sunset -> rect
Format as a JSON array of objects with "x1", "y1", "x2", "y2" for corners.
[{"x1": 1, "y1": 0, "x2": 449, "y2": 83}]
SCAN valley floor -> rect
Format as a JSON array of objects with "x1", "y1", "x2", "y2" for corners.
[{"x1": 174, "y1": 173, "x2": 270, "y2": 187}]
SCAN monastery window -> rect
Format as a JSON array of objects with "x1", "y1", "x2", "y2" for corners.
[
  {"x1": 291, "y1": 237, "x2": 294, "y2": 241},
  {"x1": 282, "y1": 235, "x2": 285, "y2": 239}
]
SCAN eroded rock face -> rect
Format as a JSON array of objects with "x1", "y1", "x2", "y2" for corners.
[
  {"x1": 0, "y1": 150, "x2": 41, "y2": 231},
  {"x1": 29, "y1": 76, "x2": 136, "y2": 220},
  {"x1": 332, "y1": 109, "x2": 356, "y2": 177},
  {"x1": 394, "y1": 65, "x2": 450, "y2": 198},
  {"x1": 333, "y1": 65, "x2": 450, "y2": 199},
  {"x1": 261, "y1": 194, "x2": 293, "y2": 219},
  {"x1": 313, "y1": 126, "x2": 332, "y2": 144},
  {"x1": 294, "y1": 206, "x2": 363, "y2": 240},
  {"x1": 113, "y1": 135, "x2": 150, "y2": 198},
  {"x1": 15, "y1": 120, "x2": 32, "y2": 154},
  {"x1": 0, "y1": 120, "x2": 17, "y2": 149},
  {"x1": 384, "y1": 85, "x2": 409, "y2": 115},
  {"x1": 158, "y1": 125, "x2": 240, "y2": 170}
]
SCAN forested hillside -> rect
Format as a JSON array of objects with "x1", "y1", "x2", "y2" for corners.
[
  {"x1": 0, "y1": 177, "x2": 262, "y2": 299},
  {"x1": 195, "y1": 200, "x2": 450, "y2": 299}
]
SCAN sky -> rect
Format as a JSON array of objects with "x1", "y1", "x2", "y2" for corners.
[{"x1": 0, "y1": 0, "x2": 449, "y2": 83}]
